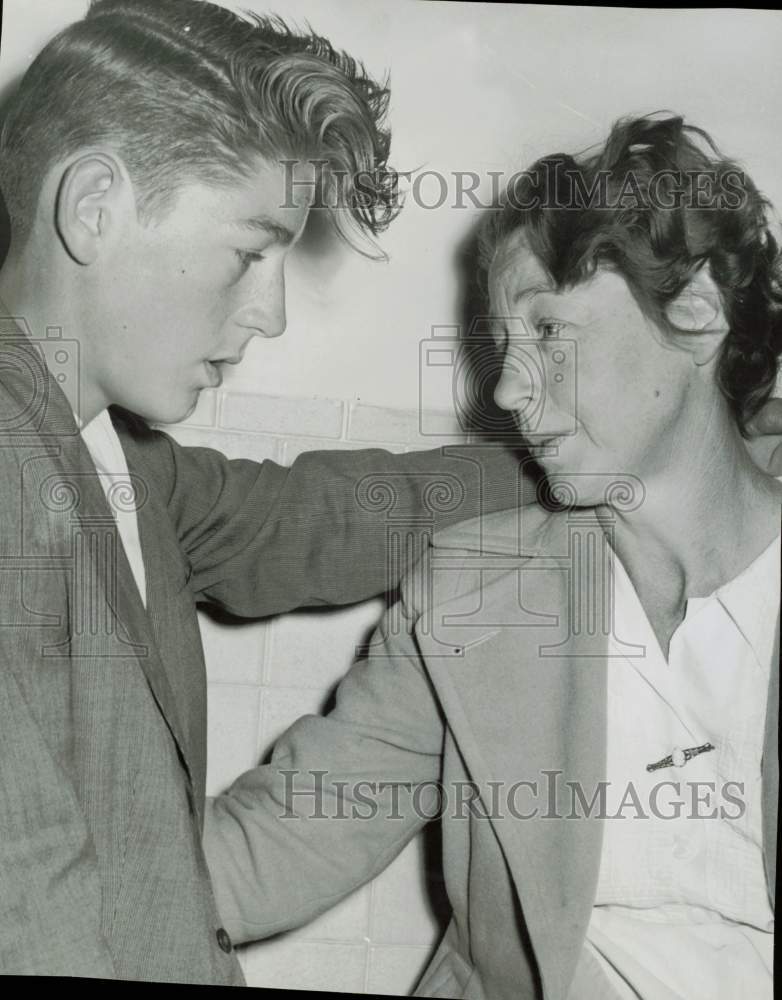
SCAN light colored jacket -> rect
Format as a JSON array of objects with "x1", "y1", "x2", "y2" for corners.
[{"x1": 205, "y1": 504, "x2": 779, "y2": 999}]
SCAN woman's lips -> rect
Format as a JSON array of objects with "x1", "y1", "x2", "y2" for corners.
[{"x1": 528, "y1": 433, "x2": 567, "y2": 447}]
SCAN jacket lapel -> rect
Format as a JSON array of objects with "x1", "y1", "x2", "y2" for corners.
[
  {"x1": 415, "y1": 510, "x2": 608, "y2": 1000},
  {"x1": 417, "y1": 505, "x2": 780, "y2": 998},
  {"x1": 122, "y1": 427, "x2": 208, "y2": 814},
  {"x1": 0, "y1": 329, "x2": 197, "y2": 797}
]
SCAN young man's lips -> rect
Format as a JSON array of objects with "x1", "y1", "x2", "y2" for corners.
[{"x1": 204, "y1": 360, "x2": 223, "y2": 387}]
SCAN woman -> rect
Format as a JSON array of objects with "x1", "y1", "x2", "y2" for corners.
[{"x1": 204, "y1": 115, "x2": 781, "y2": 999}]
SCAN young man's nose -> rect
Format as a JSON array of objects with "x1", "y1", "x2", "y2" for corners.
[
  {"x1": 234, "y1": 304, "x2": 286, "y2": 339},
  {"x1": 234, "y1": 270, "x2": 287, "y2": 338}
]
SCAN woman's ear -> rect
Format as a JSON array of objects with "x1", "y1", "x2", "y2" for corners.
[
  {"x1": 664, "y1": 264, "x2": 729, "y2": 366},
  {"x1": 54, "y1": 152, "x2": 124, "y2": 265}
]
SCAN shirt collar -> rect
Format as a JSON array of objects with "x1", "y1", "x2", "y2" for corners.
[
  {"x1": 711, "y1": 531, "x2": 780, "y2": 664},
  {"x1": 76, "y1": 407, "x2": 110, "y2": 433},
  {"x1": 610, "y1": 516, "x2": 780, "y2": 669}
]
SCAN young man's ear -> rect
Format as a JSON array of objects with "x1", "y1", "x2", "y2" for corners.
[
  {"x1": 55, "y1": 152, "x2": 128, "y2": 265},
  {"x1": 664, "y1": 263, "x2": 729, "y2": 366}
]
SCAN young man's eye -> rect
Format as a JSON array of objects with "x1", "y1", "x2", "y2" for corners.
[{"x1": 235, "y1": 250, "x2": 266, "y2": 274}]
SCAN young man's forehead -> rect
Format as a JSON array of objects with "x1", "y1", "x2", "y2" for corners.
[
  {"x1": 224, "y1": 156, "x2": 319, "y2": 228},
  {"x1": 161, "y1": 163, "x2": 313, "y2": 238}
]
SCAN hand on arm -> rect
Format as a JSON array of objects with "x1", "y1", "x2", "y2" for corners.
[{"x1": 202, "y1": 589, "x2": 443, "y2": 944}]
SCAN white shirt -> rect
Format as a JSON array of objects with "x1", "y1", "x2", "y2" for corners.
[
  {"x1": 79, "y1": 408, "x2": 147, "y2": 608},
  {"x1": 573, "y1": 527, "x2": 779, "y2": 999}
]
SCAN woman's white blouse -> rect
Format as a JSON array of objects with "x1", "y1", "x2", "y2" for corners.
[{"x1": 575, "y1": 529, "x2": 779, "y2": 999}]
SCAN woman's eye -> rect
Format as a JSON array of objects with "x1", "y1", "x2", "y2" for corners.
[{"x1": 537, "y1": 320, "x2": 565, "y2": 340}]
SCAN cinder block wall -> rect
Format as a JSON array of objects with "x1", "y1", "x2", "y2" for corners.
[{"x1": 168, "y1": 388, "x2": 462, "y2": 996}]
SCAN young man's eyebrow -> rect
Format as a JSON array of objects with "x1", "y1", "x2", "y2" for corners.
[{"x1": 234, "y1": 215, "x2": 298, "y2": 246}]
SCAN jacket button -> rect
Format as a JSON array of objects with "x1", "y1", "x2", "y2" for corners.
[{"x1": 216, "y1": 927, "x2": 233, "y2": 953}]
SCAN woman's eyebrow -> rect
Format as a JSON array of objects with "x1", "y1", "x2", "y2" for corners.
[
  {"x1": 524, "y1": 288, "x2": 595, "y2": 324},
  {"x1": 511, "y1": 284, "x2": 553, "y2": 304}
]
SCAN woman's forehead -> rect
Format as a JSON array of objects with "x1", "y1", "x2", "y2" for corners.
[
  {"x1": 488, "y1": 233, "x2": 632, "y2": 321},
  {"x1": 488, "y1": 230, "x2": 552, "y2": 306}
]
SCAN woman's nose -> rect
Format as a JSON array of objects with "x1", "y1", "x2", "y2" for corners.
[{"x1": 493, "y1": 350, "x2": 538, "y2": 415}]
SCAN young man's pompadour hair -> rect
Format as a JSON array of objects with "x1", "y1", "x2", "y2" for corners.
[{"x1": 0, "y1": 0, "x2": 400, "y2": 253}]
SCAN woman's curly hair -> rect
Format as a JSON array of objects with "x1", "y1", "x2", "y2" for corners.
[{"x1": 479, "y1": 113, "x2": 782, "y2": 433}]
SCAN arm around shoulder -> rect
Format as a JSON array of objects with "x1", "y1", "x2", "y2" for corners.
[{"x1": 122, "y1": 412, "x2": 532, "y2": 616}]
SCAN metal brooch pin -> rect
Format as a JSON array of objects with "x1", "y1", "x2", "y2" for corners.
[{"x1": 646, "y1": 742, "x2": 716, "y2": 773}]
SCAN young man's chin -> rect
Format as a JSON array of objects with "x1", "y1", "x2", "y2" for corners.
[{"x1": 131, "y1": 390, "x2": 200, "y2": 426}]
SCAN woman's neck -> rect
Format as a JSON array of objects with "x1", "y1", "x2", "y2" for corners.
[{"x1": 602, "y1": 404, "x2": 782, "y2": 611}]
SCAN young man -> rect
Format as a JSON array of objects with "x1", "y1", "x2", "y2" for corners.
[
  {"x1": 0, "y1": 0, "x2": 779, "y2": 987},
  {"x1": 0, "y1": 0, "x2": 525, "y2": 983}
]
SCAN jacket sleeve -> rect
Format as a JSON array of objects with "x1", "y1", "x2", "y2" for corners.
[
  {"x1": 0, "y1": 663, "x2": 116, "y2": 977},
  {"x1": 124, "y1": 411, "x2": 531, "y2": 617},
  {"x1": 201, "y1": 576, "x2": 443, "y2": 943}
]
